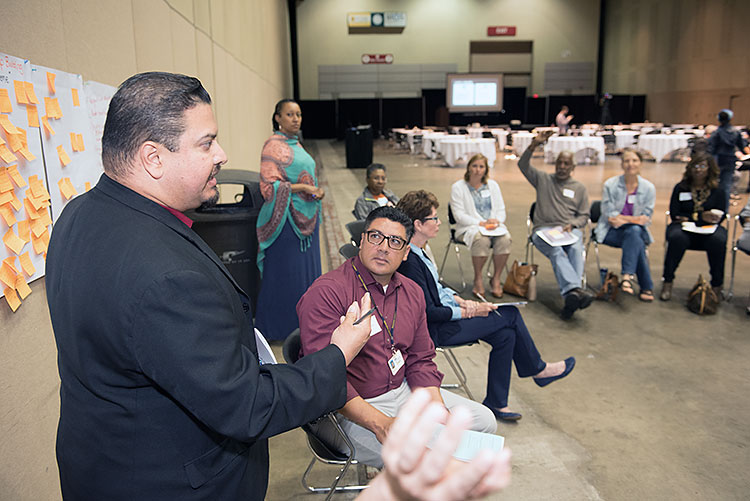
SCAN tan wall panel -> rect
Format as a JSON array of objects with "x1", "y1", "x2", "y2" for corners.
[
  {"x1": 194, "y1": 0, "x2": 212, "y2": 34},
  {"x1": 209, "y1": 0, "x2": 227, "y2": 48},
  {"x1": 1, "y1": 0, "x2": 67, "y2": 69},
  {"x1": 195, "y1": 29, "x2": 215, "y2": 95},
  {"x1": 132, "y1": 0, "x2": 175, "y2": 72},
  {"x1": 171, "y1": 8, "x2": 199, "y2": 76},
  {"x1": 167, "y1": 0, "x2": 194, "y2": 22}
]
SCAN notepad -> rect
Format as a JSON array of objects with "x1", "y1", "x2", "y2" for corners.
[{"x1": 427, "y1": 425, "x2": 505, "y2": 462}]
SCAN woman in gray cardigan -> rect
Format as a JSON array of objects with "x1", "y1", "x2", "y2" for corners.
[{"x1": 594, "y1": 149, "x2": 656, "y2": 301}]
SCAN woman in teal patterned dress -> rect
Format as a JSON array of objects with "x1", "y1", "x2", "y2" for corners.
[{"x1": 255, "y1": 99, "x2": 324, "y2": 340}]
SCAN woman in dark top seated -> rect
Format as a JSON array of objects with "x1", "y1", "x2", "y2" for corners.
[
  {"x1": 396, "y1": 190, "x2": 575, "y2": 422},
  {"x1": 660, "y1": 154, "x2": 728, "y2": 301}
]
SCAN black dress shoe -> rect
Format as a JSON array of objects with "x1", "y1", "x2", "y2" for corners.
[
  {"x1": 482, "y1": 400, "x2": 522, "y2": 421},
  {"x1": 576, "y1": 288, "x2": 594, "y2": 310},
  {"x1": 560, "y1": 291, "x2": 580, "y2": 319},
  {"x1": 534, "y1": 357, "x2": 576, "y2": 387}
]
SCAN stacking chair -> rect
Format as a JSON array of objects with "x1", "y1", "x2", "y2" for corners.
[
  {"x1": 727, "y1": 214, "x2": 749, "y2": 309},
  {"x1": 435, "y1": 345, "x2": 476, "y2": 400},
  {"x1": 339, "y1": 243, "x2": 358, "y2": 260},
  {"x1": 282, "y1": 330, "x2": 368, "y2": 499},
  {"x1": 345, "y1": 220, "x2": 367, "y2": 247},
  {"x1": 438, "y1": 205, "x2": 467, "y2": 290}
]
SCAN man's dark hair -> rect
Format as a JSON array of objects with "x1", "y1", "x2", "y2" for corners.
[
  {"x1": 272, "y1": 99, "x2": 298, "y2": 131},
  {"x1": 102, "y1": 72, "x2": 211, "y2": 177},
  {"x1": 364, "y1": 206, "x2": 414, "y2": 242},
  {"x1": 366, "y1": 163, "x2": 387, "y2": 178},
  {"x1": 396, "y1": 190, "x2": 440, "y2": 223},
  {"x1": 718, "y1": 111, "x2": 730, "y2": 124}
]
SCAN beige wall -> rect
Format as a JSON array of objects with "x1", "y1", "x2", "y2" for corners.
[
  {"x1": 0, "y1": 1, "x2": 291, "y2": 499},
  {"x1": 297, "y1": 0, "x2": 601, "y2": 99},
  {"x1": 602, "y1": 0, "x2": 750, "y2": 124}
]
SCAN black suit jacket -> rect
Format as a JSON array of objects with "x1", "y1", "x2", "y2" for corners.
[
  {"x1": 398, "y1": 250, "x2": 459, "y2": 344},
  {"x1": 46, "y1": 174, "x2": 347, "y2": 501}
]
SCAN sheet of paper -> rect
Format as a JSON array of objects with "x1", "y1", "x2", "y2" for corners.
[
  {"x1": 535, "y1": 226, "x2": 579, "y2": 247},
  {"x1": 254, "y1": 328, "x2": 278, "y2": 365},
  {"x1": 681, "y1": 222, "x2": 717, "y2": 235},
  {"x1": 478, "y1": 225, "x2": 508, "y2": 237},
  {"x1": 427, "y1": 425, "x2": 505, "y2": 462}
]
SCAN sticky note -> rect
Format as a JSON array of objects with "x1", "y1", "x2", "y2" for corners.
[
  {"x1": 7, "y1": 133, "x2": 23, "y2": 152},
  {"x1": 72, "y1": 88, "x2": 80, "y2": 106},
  {"x1": 13, "y1": 81, "x2": 28, "y2": 105},
  {"x1": 3, "y1": 256, "x2": 18, "y2": 272},
  {"x1": 44, "y1": 97, "x2": 62, "y2": 119},
  {"x1": 6, "y1": 166, "x2": 26, "y2": 187},
  {"x1": 0, "y1": 259, "x2": 17, "y2": 288},
  {"x1": 24, "y1": 82, "x2": 39, "y2": 104},
  {"x1": 29, "y1": 177, "x2": 45, "y2": 198},
  {"x1": 0, "y1": 169, "x2": 13, "y2": 192},
  {"x1": 17, "y1": 219, "x2": 29, "y2": 242},
  {"x1": 0, "y1": 144, "x2": 17, "y2": 163},
  {"x1": 58, "y1": 177, "x2": 77, "y2": 200},
  {"x1": 85, "y1": 181, "x2": 91, "y2": 192},
  {"x1": 0, "y1": 114, "x2": 19, "y2": 134},
  {"x1": 18, "y1": 147, "x2": 35, "y2": 162},
  {"x1": 26, "y1": 104, "x2": 39, "y2": 127},
  {"x1": 0, "y1": 204, "x2": 16, "y2": 227},
  {"x1": 31, "y1": 217, "x2": 48, "y2": 237},
  {"x1": 57, "y1": 145, "x2": 71, "y2": 166},
  {"x1": 47, "y1": 72, "x2": 56, "y2": 94},
  {"x1": 19, "y1": 252, "x2": 35, "y2": 276},
  {"x1": 37, "y1": 208, "x2": 52, "y2": 227},
  {"x1": 0, "y1": 89, "x2": 12, "y2": 113},
  {"x1": 9, "y1": 192, "x2": 22, "y2": 212},
  {"x1": 3, "y1": 227, "x2": 25, "y2": 254},
  {"x1": 24, "y1": 197, "x2": 39, "y2": 219},
  {"x1": 77, "y1": 134, "x2": 84, "y2": 151},
  {"x1": 41, "y1": 115, "x2": 55, "y2": 136},
  {"x1": 0, "y1": 192, "x2": 12, "y2": 205},
  {"x1": 15, "y1": 274, "x2": 31, "y2": 299},
  {"x1": 3, "y1": 286, "x2": 21, "y2": 311},
  {"x1": 16, "y1": 127, "x2": 27, "y2": 147}
]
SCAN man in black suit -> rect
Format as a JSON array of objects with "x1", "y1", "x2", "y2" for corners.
[{"x1": 45, "y1": 72, "x2": 371, "y2": 501}]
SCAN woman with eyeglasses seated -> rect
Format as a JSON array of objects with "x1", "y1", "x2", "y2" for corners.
[
  {"x1": 594, "y1": 149, "x2": 656, "y2": 301},
  {"x1": 450, "y1": 153, "x2": 511, "y2": 298},
  {"x1": 397, "y1": 190, "x2": 575, "y2": 422},
  {"x1": 660, "y1": 154, "x2": 728, "y2": 301}
]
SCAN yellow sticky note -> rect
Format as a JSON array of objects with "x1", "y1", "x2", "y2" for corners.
[
  {"x1": 19, "y1": 252, "x2": 35, "y2": 276},
  {"x1": 41, "y1": 115, "x2": 55, "y2": 136},
  {"x1": 85, "y1": 181, "x2": 91, "y2": 192},
  {"x1": 0, "y1": 144, "x2": 17, "y2": 163},
  {"x1": 57, "y1": 145, "x2": 71, "y2": 166},
  {"x1": 0, "y1": 260, "x2": 17, "y2": 288},
  {"x1": 0, "y1": 169, "x2": 13, "y2": 193},
  {"x1": 18, "y1": 147, "x2": 35, "y2": 162},
  {"x1": 77, "y1": 134, "x2": 85, "y2": 152},
  {"x1": 3, "y1": 286, "x2": 22, "y2": 312},
  {"x1": 0, "y1": 204, "x2": 16, "y2": 227},
  {"x1": 15, "y1": 274, "x2": 31, "y2": 299},
  {"x1": 26, "y1": 104, "x2": 39, "y2": 128},
  {"x1": 58, "y1": 178, "x2": 76, "y2": 200},
  {"x1": 47, "y1": 72, "x2": 56, "y2": 94},
  {"x1": 13, "y1": 80, "x2": 28, "y2": 105},
  {"x1": 24, "y1": 82, "x2": 39, "y2": 104},
  {"x1": 3, "y1": 227, "x2": 25, "y2": 254},
  {"x1": 0, "y1": 114, "x2": 19, "y2": 134},
  {"x1": 7, "y1": 166, "x2": 26, "y2": 187},
  {"x1": 72, "y1": 88, "x2": 80, "y2": 107},
  {"x1": 0, "y1": 89, "x2": 12, "y2": 113},
  {"x1": 17, "y1": 219, "x2": 29, "y2": 242}
]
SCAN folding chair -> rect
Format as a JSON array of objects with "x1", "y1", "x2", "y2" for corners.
[
  {"x1": 727, "y1": 214, "x2": 749, "y2": 308},
  {"x1": 345, "y1": 220, "x2": 367, "y2": 247},
  {"x1": 438, "y1": 205, "x2": 467, "y2": 290},
  {"x1": 435, "y1": 344, "x2": 476, "y2": 400},
  {"x1": 339, "y1": 243, "x2": 358, "y2": 260},
  {"x1": 282, "y1": 330, "x2": 368, "y2": 499}
]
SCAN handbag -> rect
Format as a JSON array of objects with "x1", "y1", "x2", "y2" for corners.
[
  {"x1": 503, "y1": 260, "x2": 538, "y2": 300},
  {"x1": 687, "y1": 274, "x2": 720, "y2": 315},
  {"x1": 595, "y1": 271, "x2": 620, "y2": 302}
]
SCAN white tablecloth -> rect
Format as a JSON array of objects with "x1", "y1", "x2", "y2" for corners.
[
  {"x1": 467, "y1": 127, "x2": 485, "y2": 138},
  {"x1": 438, "y1": 137, "x2": 496, "y2": 168},
  {"x1": 637, "y1": 134, "x2": 689, "y2": 162},
  {"x1": 421, "y1": 131, "x2": 448, "y2": 158},
  {"x1": 490, "y1": 129, "x2": 508, "y2": 150},
  {"x1": 545, "y1": 136, "x2": 605, "y2": 164},
  {"x1": 512, "y1": 132, "x2": 536, "y2": 154},
  {"x1": 614, "y1": 130, "x2": 639, "y2": 149}
]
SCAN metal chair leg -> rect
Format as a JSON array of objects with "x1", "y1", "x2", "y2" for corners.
[
  {"x1": 438, "y1": 347, "x2": 474, "y2": 400},
  {"x1": 454, "y1": 244, "x2": 466, "y2": 290},
  {"x1": 439, "y1": 242, "x2": 451, "y2": 281}
]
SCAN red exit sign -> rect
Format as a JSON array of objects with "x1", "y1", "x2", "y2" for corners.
[
  {"x1": 487, "y1": 26, "x2": 516, "y2": 36},
  {"x1": 361, "y1": 54, "x2": 393, "y2": 64}
]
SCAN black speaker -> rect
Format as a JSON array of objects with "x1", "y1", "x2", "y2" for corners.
[{"x1": 345, "y1": 125, "x2": 373, "y2": 168}]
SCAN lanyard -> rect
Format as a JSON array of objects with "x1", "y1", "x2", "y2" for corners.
[{"x1": 351, "y1": 262, "x2": 398, "y2": 352}]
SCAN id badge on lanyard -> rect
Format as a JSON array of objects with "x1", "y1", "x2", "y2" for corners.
[{"x1": 388, "y1": 349, "x2": 404, "y2": 375}]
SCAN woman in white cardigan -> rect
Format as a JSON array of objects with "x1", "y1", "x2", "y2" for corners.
[{"x1": 450, "y1": 153, "x2": 512, "y2": 297}]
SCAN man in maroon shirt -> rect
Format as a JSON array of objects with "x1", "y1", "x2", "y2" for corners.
[{"x1": 297, "y1": 206, "x2": 496, "y2": 468}]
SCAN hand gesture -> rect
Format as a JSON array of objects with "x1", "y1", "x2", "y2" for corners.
[
  {"x1": 330, "y1": 293, "x2": 372, "y2": 366},
  {"x1": 533, "y1": 129, "x2": 555, "y2": 145}
]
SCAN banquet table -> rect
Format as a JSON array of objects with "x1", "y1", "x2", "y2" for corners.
[
  {"x1": 637, "y1": 134, "x2": 689, "y2": 162},
  {"x1": 438, "y1": 137, "x2": 496, "y2": 168},
  {"x1": 545, "y1": 136, "x2": 605, "y2": 164},
  {"x1": 421, "y1": 131, "x2": 448, "y2": 158},
  {"x1": 614, "y1": 130, "x2": 640, "y2": 149},
  {"x1": 489, "y1": 129, "x2": 508, "y2": 150},
  {"x1": 512, "y1": 132, "x2": 536, "y2": 154},
  {"x1": 467, "y1": 127, "x2": 485, "y2": 138}
]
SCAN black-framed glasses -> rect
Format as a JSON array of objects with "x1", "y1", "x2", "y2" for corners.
[
  {"x1": 422, "y1": 216, "x2": 440, "y2": 222},
  {"x1": 365, "y1": 230, "x2": 407, "y2": 250},
  {"x1": 691, "y1": 163, "x2": 709, "y2": 170}
]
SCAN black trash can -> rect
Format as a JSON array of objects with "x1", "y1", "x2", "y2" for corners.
[
  {"x1": 185, "y1": 169, "x2": 264, "y2": 313},
  {"x1": 345, "y1": 125, "x2": 373, "y2": 169}
]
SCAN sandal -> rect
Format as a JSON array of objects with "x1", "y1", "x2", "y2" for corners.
[
  {"x1": 639, "y1": 290, "x2": 654, "y2": 302},
  {"x1": 620, "y1": 276, "x2": 635, "y2": 295}
]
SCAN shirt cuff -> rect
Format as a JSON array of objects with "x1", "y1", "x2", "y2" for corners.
[{"x1": 449, "y1": 305, "x2": 462, "y2": 320}]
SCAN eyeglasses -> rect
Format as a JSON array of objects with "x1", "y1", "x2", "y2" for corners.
[
  {"x1": 691, "y1": 164, "x2": 709, "y2": 170},
  {"x1": 365, "y1": 230, "x2": 407, "y2": 250},
  {"x1": 422, "y1": 216, "x2": 440, "y2": 222}
]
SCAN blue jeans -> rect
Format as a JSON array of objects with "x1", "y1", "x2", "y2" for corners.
[
  {"x1": 602, "y1": 224, "x2": 654, "y2": 291},
  {"x1": 531, "y1": 228, "x2": 584, "y2": 295}
]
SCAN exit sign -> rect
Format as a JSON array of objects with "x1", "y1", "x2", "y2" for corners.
[{"x1": 487, "y1": 26, "x2": 516, "y2": 36}]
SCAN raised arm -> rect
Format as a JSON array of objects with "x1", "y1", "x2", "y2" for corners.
[{"x1": 517, "y1": 130, "x2": 554, "y2": 187}]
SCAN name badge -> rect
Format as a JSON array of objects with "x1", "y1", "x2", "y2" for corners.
[
  {"x1": 627, "y1": 194, "x2": 636, "y2": 204},
  {"x1": 481, "y1": 190, "x2": 491, "y2": 198},
  {"x1": 377, "y1": 197, "x2": 389, "y2": 207},
  {"x1": 563, "y1": 188, "x2": 575, "y2": 199},
  {"x1": 388, "y1": 349, "x2": 405, "y2": 375},
  {"x1": 370, "y1": 315, "x2": 382, "y2": 336},
  {"x1": 679, "y1": 192, "x2": 692, "y2": 201}
]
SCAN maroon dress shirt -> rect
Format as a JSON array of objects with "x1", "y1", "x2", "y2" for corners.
[{"x1": 297, "y1": 255, "x2": 443, "y2": 402}]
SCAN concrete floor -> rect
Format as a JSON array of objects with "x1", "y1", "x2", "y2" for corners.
[{"x1": 264, "y1": 138, "x2": 750, "y2": 500}]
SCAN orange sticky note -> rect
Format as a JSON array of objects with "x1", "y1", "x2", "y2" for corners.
[
  {"x1": 28, "y1": 177, "x2": 45, "y2": 198},
  {"x1": 24, "y1": 82, "x2": 39, "y2": 104},
  {"x1": 47, "y1": 72, "x2": 56, "y2": 94},
  {"x1": 0, "y1": 192, "x2": 12, "y2": 205},
  {"x1": 13, "y1": 81, "x2": 28, "y2": 105},
  {"x1": 57, "y1": 145, "x2": 71, "y2": 166},
  {"x1": 15, "y1": 274, "x2": 31, "y2": 299},
  {"x1": 7, "y1": 166, "x2": 26, "y2": 187},
  {"x1": 58, "y1": 178, "x2": 76, "y2": 200},
  {"x1": 3, "y1": 286, "x2": 21, "y2": 311},
  {"x1": 37, "y1": 207, "x2": 52, "y2": 227},
  {"x1": 0, "y1": 144, "x2": 17, "y2": 163},
  {"x1": 70, "y1": 132, "x2": 78, "y2": 152},
  {"x1": 0, "y1": 169, "x2": 12, "y2": 192},
  {"x1": 41, "y1": 115, "x2": 55, "y2": 136},
  {"x1": 30, "y1": 217, "x2": 48, "y2": 238},
  {"x1": 9, "y1": 192, "x2": 22, "y2": 212},
  {"x1": 41, "y1": 228, "x2": 49, "y2": 246},
  {"x1": 16, "y1": 127, "x2": 27, "y2": 147},
  {"x1": 72, "y1": 88, "x2": 80, "y2": 107},
  {"x1": 18, "y1": 147, "x2": 35, "y2": 162},
  {"x1": 19, "y1": 252, "x2": 35, "y2": 276},
  {"x1": 7, "y1": 133, "x2": 23, "y2": 152},
  {"x1": 3, "y1": 227, "x2": 25, "y2": 254},
  {"x1": 26, "y1": 104, "x2": 39, "y2": 127},
  {"x1": 24, "y1": 197, "x2": 39, "y2": 219},
  {"x1": 85, "y1": 181, "x2": 91, "y2": 192},
  {"x1": 17, "y1": 219, "x2": 30, "y2": 242},
  {"x1": 0, "y1": 260, "x2": 17, "y2": 288},
  {"x1": 0, "y1": 204, "x2": 16, "y2": 227},
  {"x1": 0, "y1": 114, "x2": 19, "y2": 134},
  {"x1": 77, "y1": 134, "x2": 85, "y2": 151},
  {"x1": 45, "y1": 97, "x2": 63, "y2": 119},
  {"x1": 3, "y1": 256, "x2": 18, "y2": 272},
  {"x1": 0, "y1": 89, "x2": 12, "y2": 113}
]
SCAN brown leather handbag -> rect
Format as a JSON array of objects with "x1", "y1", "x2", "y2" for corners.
[
  {"x1": 596, "y1": 271, "x2": 620, "y2": 302},
  {"x1": 503, "y1": 260, "x2": 538, "y2": 300},
  {"x1": 687, "y1": 275, "x2": 719, "y2": 315}
]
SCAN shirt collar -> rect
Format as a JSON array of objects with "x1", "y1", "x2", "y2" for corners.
[
  {"x1": 158, "y1": 204, "x2": 194, "y2": 228},
  {"x1": 352, "y1": 254, "x2": 402, "y2": 291}
]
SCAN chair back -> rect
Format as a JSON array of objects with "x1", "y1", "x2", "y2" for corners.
[
  {"x1": 529, "y1": 202, "x2": 536, "y2": 224},
  {"x1": 447, "y1": 204, "x2": 457, "y2": 225},
  {"x1": 282, "y1": 328, "x2": 302, "y2": 364},
  {"x1": 345, "y1": 220, "x2": 367, "y2": 246},
  {"x1": 590, "y1": 200, "x2": 601, "y2": 224},
  {"x1": 447, "y1": 205, "x2": 461, "y2": 243},
  {"x1": 339, "y1": 243, "x2": 359, "y2": 260}
]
